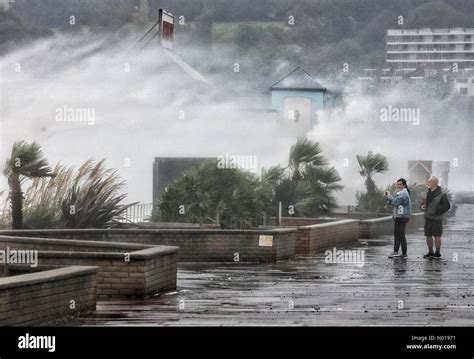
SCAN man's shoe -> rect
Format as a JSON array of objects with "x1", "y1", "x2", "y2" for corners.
[
  {"x1": 434, "y1": 251, "x2": 442, "y2": 258},
  {"x1": 423, "y1": 251, "x2": 435, "y2": 258},
  {"x1": 389, "y1": 252, "x2": 402, "y2": 258},
  {"x1": 400, "y1": 253, "x2": 408, "y2": 258}
]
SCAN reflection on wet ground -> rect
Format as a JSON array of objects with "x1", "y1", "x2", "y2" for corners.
[{"x1": 69, "y1": 205, "x2": 473, "y2": 326}]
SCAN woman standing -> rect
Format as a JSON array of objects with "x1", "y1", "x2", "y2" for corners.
[{"x1": 385, "y1": 178, "x2": 412, "y2": 258}]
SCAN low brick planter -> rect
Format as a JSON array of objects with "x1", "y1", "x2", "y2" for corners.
[
  {"x1": 0, "y1": 235, "x2": 178, "y2": 299},
  {"x1": 359, "y1": 213, "x2": 425, "y2": 239},
  {"x1": 0, "y1": 229, "x2": 296, "y2": 263},
  {"x1": 0, "y1": 266, "x2": 97, "y2": 326},
  {"x1": 295, "y1": 219, "x2": 360, "y2": 256}
]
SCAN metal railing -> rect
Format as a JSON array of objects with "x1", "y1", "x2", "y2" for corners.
[{"x1": 116, "y1": 203, "x2": 154, "y2": 223}]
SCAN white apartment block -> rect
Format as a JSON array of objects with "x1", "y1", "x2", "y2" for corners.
[{"x1": 386, "y1": 28, "x2": 474, "y2": 66}]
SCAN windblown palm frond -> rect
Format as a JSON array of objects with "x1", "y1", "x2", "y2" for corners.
[
  {"x1": 356, "y1": 151, "x2": 389, "y2": 196},
  {"x1": 3, "y1": 141, "x2": 54, "y2": 228},
  {"x1": 288, "y1": 137, "x2": 327, "y2": 181}
]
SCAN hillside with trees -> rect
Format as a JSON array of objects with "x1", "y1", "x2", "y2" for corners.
[{"x1": 3, "y1": 1, "x2": 474, "y2": 84}]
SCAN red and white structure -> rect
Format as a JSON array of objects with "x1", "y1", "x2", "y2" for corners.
[{"x1": 159, "y1": 8, "x2": 174, "y2": 50}]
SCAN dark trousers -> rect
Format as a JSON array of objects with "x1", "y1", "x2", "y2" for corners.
[{"x1": 394, "y1": 218, "x2": 409, "y2": 254}]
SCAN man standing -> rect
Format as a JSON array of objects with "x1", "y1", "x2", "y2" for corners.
[{"x1": 421, "y1": 176, "x2": 451, "y2": 258}]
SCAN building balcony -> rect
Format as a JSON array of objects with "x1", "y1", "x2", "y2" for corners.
[
  {"x1": 387, "y1": 50, "x2": 474, "y2": 54},
  {"x1": 387, "y1": 28, "x2": 474, "y2": 36},
  {"x1": 387, "y1": 40, "x2": 474, "y2": 45},
  {"x1": 386, "y1": 59, "x2": 474, "y2": 63}
]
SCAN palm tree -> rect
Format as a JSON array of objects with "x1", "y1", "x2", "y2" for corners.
[
  {"x1": 259, "y1": 165, "x2": 285, "y2": 219},
  {"x1": 356, "y1": 151, "x2": 389, "y2": 195},
  {"x1": 158, "y1": 160, "x2": 261, "y2": 229},
  {"x1": 3, "y1": 141, "x2": 54, "y2": 229},
  {"x1": 288, "y1": 137, "x2": 327, "y2": 181},
  {"x1": 272, "y1": 137, "x2": 343, "y2": 217}
]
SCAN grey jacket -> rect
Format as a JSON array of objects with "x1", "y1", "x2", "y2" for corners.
[{"x1": 424, "y1": 186, "x2": 450, "y2": 221}]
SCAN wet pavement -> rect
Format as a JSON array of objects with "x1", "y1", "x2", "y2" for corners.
[{"x1": 70, "y1": 204, "x2": 473, "y2": 326}]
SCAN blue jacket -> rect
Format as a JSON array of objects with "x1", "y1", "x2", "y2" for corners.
[{"x1": 388, "y1": 188, "x2": 412, "y2": 219}]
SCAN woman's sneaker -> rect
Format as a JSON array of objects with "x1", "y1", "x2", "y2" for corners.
[
  {"x1": 434, "y1": 251, "x2": 442, "y2": 258},
  {"x1": 388, "y1": 252, "x2": 402, "y2": 258},
  {"x1": 423, "y1": 251, "x2": 435, "y2": 258}
]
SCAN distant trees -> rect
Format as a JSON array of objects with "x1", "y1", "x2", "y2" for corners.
[
  {"x1": 132, "y1": 0, "x2": 151, "y2": 27},
  {"x1": 0, "y1": 8, "x2": 33, "y2": 49},
  {"x1": 10, "y1": 0, "x2": 138, "y2": 30},
  {"x1": 192, "y1": 11, "x2": 214, "y2": 46},
  {"x1": 10, "y1": 0, "x2": 474, "y2": 35},
  {"x1": 236, "y1": 25, "x2": 262, "y2": 50},
  {"x1": 405, "y1": 0, "x2": 474, "y2": 28},
  {"x1": 6, "y1": 0, "x2": 474, "y2": 71}
]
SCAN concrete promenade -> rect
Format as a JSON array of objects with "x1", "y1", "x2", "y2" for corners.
[{"x1": 70, "y1": 204, "x2": 473, "y2": 326}]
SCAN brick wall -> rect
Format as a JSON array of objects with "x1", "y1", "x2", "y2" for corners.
[
  {"x1": 407, "y1": 213, "x2": 426, "y2": 232},
  {"x1": 269, "y1": 213, "x2": 391, "y2": 227},
  {"x1": 359, "y1": 213, "x2": 425, "y2": 239},
  {"x1": 0, "y1": 266, "x2": 97, "y2": 326},
  {"x1": 0, "y1": 229, "x2": 296, "y2": 263},
  {"x1": 0, "y1": 236, "x2": 178, "y2": 299},
  {"x1": 295, "y1": 220, "x2": 360, "y2": 256},
  {"x1": 37, "y1": 249, "x2": 177, "y2": 299},
  {"x1": 0, "y1": 214, "x2": 426, "y2": 264},
  {"x1": 132, "y1": 222, "x2": 220, "y2": 229},
  {"x1": 331, "y1": 212, "x2": 389, "y2": 220},
  {"x1": 270, "y1": 217, "x2": 337, "y2": 227}
]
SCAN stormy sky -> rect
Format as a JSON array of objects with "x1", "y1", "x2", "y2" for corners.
[{"x1": 0, "y1": 0, "x2": 473, "y2": 205}]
